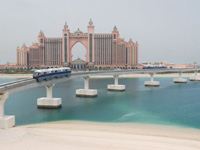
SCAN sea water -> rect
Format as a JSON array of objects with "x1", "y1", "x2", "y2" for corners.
[{"x1": 1, "y1": 77, "x2": 200, "y2": 129}]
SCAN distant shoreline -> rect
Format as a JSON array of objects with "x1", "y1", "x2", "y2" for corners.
[
  {"x1": 91, "y1": 73, "x2": 200, "y2": 78},
  {"x1": 0, "y1": 73, "x2": 199, "y2": 78},
  {"x1": 0, "y1": 74, "x2": 32, "y2": 78}
]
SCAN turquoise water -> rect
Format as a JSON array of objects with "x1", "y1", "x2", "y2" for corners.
[{"x1": 1, "y1": 77, "x2": 200, "y2": 129}]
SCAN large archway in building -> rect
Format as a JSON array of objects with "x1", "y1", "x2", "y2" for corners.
[
  {"x1": 68, "y1": 29, "x2": 89, "y2": 64},
  {"x1": 71, "y1": 42, "x2": 87, "y2": 61},
  {"x1": 70, "y1": 41, "x2": 87, "y2": 70}
]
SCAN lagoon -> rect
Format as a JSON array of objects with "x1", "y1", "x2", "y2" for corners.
[{"x1": 1, "y1": 77, "x2": 200, "y2": 129}]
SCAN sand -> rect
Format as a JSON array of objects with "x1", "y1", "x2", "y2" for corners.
[
  {"x1": 0, "y1": 74, "x2": 32, "y2": 78},
  {"x1": 1, "y1": 121, "x2": 200, "y2": 150}
]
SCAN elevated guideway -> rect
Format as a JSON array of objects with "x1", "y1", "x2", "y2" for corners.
[
  {"x1": 0, "y1": 68, "x2": 199, "y2": 95},
  {"x1": 0, "y1": 68, "x2": 200, "y2": 129}
]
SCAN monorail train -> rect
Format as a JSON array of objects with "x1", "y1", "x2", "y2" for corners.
[
  {"x1": 33, "y1": 67, "x2": 71, "y2": 82},
  {"x1": 143, "y1": 65, "x2": 167, "y2": 69}
]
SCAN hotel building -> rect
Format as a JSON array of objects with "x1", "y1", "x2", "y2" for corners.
[{"x1": 16, "y1": 20, "x2": 139, "y2": 69}]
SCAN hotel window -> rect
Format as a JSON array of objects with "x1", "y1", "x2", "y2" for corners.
[{"x1": 114, "y1": 34, "x2": 116, "y2": 39}]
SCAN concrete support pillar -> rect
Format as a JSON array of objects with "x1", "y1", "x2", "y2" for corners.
[
  {"x1": 84, "y1": 76, "x2": 89, "y2": 90},
  {"x1": 0, "y1": 92, "x2": 15, "y2": 129},
  {"x1": 144, "y1": 73, "x2": 160, "y2": 86},
  {"x1": 107, "y1": 75, "x2": 125, "y2": 91},
  {"x1": 150, "y1": 73, "x2": 154, "y2": 82},
  {"x1": 0, "y1": 93, "x2": 8, "y2": 118},
  {"x1": 190, "y1": 70, "x2": 200, "y2": 81},
  {"x1": 195, "y1": 71, "x2": 197, "y2": 77},
  {"x1": 114, "y1": 75, "x2": 119, "y2": 85},
  {"x1": 46, "y1": 84, "x2": 54, "y2": 98},
  {"x1": 37, "y1": 84, "x2": 62, "y2": 108},
  {"x1": 76, "y1": 76, "x2": 97, "y2": 97},
  {"x1": 0, "y1": 100, "x2": 5, "y2": 118},
  {"x1": 174, "y1": 72, "x2": 187, "y2": 83},
  {"x1": 178, "y1": 72, "x2": 182, "y2": 79}
]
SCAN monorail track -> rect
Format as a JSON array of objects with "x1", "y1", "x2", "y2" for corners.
[
  {"x1": 0, "y1": 78, "x2": 36, "y2": 94},
  {"x1": 0, "y1": 68, "x2": 200, "y2": 95}
]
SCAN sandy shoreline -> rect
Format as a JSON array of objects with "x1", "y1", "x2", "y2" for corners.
[
  {"x1": 1, "y1": 121, "x2": 200, "y2": 150},
  {"x1": 91, "y1": 73, "x2": 200, "y2": 78},
  {"x1": 0, "y1": 74, "x2": 33, "y2": 78},
  {"x1": 0, "y1": 73, "x2": 199, "y2": 78}
]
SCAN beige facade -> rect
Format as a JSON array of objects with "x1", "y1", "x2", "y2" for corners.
[{"x1": 16, "y1": 20, "x2": 139, "y2": 69}]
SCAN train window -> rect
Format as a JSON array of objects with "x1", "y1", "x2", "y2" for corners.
[
  {"x1": 65, "y1": 69, "x2": 67, "y2": 71},
  {"x1": 44, "y1": 72, "x2": 46, "y2": 74}
]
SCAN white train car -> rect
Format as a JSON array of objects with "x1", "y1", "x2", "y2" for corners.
[{"x1": 33, "y1": 67, "x2": 71, "y2": 82}]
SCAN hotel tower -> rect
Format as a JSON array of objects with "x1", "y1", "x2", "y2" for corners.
[{"x1": 17, "y1": 19, "x2": 139, "y2": 69}]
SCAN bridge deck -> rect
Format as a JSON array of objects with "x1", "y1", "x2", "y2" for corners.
[{"x1": 0, "y1": 68, "x2": 199, "y2": 95}]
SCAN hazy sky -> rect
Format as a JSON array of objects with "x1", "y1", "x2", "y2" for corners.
[{"x1": 0, "y1": 0, "x2": 200, "y2": 64}]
